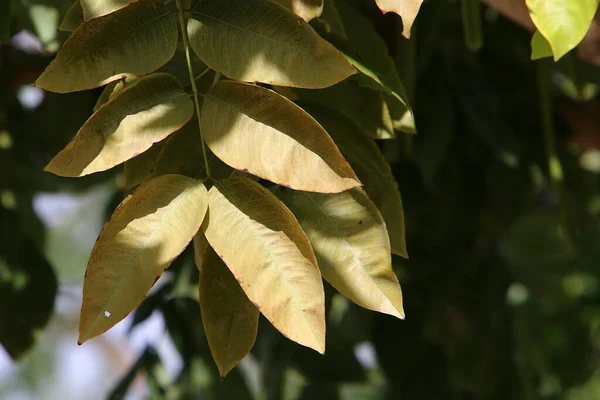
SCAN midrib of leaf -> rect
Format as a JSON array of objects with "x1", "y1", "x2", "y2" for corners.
[
  {"x1": 66, "y1": 10, "x2": 172, "y2": 66},
  {"x1": 85, "y1": 179, "x2": 200, "y2": 335},
  {"x1": 216, "y1": 182, "x2": 320, "y2": 344},
  {"x1": 302, "y1": 192, "x2": 393, "y2": 303}
]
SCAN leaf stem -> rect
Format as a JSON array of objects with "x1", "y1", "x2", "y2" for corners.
[
  {"x1": 536, "y1": 59, "x2": 562, "y2": 183},
  {"x1": 175, "y1": 0, "x2": 211, "y2": 178}
]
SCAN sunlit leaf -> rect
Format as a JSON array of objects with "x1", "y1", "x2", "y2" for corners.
[
  {"x1": 301, "y1": 103, "x2": 407, "y2": 257},
  {"x1": 202, "y1": 176, "x2": 325, "y2": 353},
  {"x1": 374, "y1": 0, "x2": 423, "y2": 38},
  {"x1": 280, "y1": 188, "x2": 404, "y2": 318},
  {"x1": 277, "y1": 82, "x2": 395, "y2": 139},
  {"x1": 195, "y1": 234, "x2": 259, "y2": 377},
  {"x1": 187, "y1": 0, "x2": 356, "y2": 88},
  {"x1": 81, "y1": 0, "x2": 134, "y2": 20},
  {"x1": 531, "y1": 29, "x2": 557, "y2": 60},
  {"x1": 35, "y1": 0, "x2": 178, "y2": 93},
  {"x1": 78, "y1": 174, "x2": 208, "y2": 344},
  {"x1": 526, "y1": 0, "x2": 600, "y2": 60},
  {"x1": 270, "y1": 0, "x2": 324, "y2": 21},
  {"x1": 45, "y1": 73, "x2": 193, "y2": 177},
  {"x1": 58, "y1": 0, "x2": 83, "y2": 31},
  {"x1": 201, "y1": 81, "x2": 360, "y2": 193}
]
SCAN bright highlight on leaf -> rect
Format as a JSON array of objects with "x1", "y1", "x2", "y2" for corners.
[
  {"x1": 201, "y1": 81, "x2": 361, "y2": 193},
  {"x1": 45, "y1": 73, "x2": 194, "y2": 177},
  {"x1": 302, "y1": 104, "x2": 408, "y2": 258},
  {"x1": 195, "y1": 234, "x2": 259, "y2": 378},
  {"x1": 373, "y1": 0, "x2": 423, "y2": 38},
  {"x1": 187, "y1": 0, "x2": 355, "y2": 88},
  {"x1": 280, "y1": 188, "x2": 404, "y2": 319},
  {"x1": 270, "y1": 0, "x2": 324, "y2": 21},
  {"x1": 78, "y1": 174, "x2": 209, "y2": 344},
  {"x1": 202, "y1": 177, "x2": 326, "y2": 353},
  {"x1": 81, "y1": 0, "x2": 134, "y2": 21},
  {"x1": 526, "y1": 0, "x2": 600, "y2": 61},
  {"x1": 35, "y1": 0, "x2": 178, "y2": 93}
]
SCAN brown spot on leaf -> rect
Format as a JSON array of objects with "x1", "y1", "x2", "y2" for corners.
[{"x1": 358, "y1": 220, "x2": 363, "y2": 225}]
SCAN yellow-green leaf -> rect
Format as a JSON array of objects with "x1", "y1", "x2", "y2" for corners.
[
  {"x1": 374, "y1": 0, "x2": 423, "y2": 38},
  {"x1": 280, "y1": 188, "x2": 404, "y2": 318},
  {"x1": 35, "y1": 0, "x2": 178, "y2": 93},
  {"x1": 531, "y1": 30, "x2": 554, "y2": 60},
  {"x1": 187, "y1": 0, "x2": 355, "y2": 89},
  {"x1": 201, "y1": 81, "x2": 361, "y2": 193},
  {"x1": 527, "y1": 0, "x2": 600, "y2": 61},
  {"x1": 202, "y1": 176, "x2": 325, "y2": 353},
  {"x1": 79, "y1": 174, "x2": 208, "y2": 344},
  {"x1": 196, "y1": 234, "x2": 259, "y2": 377},
  {"x1": 270, "y1": 0, "x2": 324, "y2": 21},
  {"x1": 301, "y1": 103, "x2": 407, "y2": 258},
  {"x1": 81, "y1": 0, "x2": 134, "y2": 21},
  {"x1": 45, "y1": 73, "x2": 193, "y2": 177},
  {"x1": 58, "y1": 0, "x2": 83, "y2": 32}
]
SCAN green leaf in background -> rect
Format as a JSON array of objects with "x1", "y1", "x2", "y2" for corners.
[
  {"x1": 58, "y1": 0, "x2": 83, "y2": 32},
  {"x1": 79, "y1": 174, "x2": 208, "y2": 344},
  {"x1": 320, "y1": 0, "x2": 347, "y2": 39},
  {"x1": 280, "y1": 188, "x2": 404, "y2": 318},
  {"x1": 373, "y1": 0, "x2": 423, "y2": 38},
  {"x1": 526, "y1": 0, "x2": 600, "y2": 60},
  {"x1": 277, "y1": 82, "x2": 396, "y2": 139},
  {"x1": 187, "y1": 0, "x2": 356, "y2": 88},
  {"x1": 201, "y1": 81, "x2": 361, "y2": 193},
  {"x1": 0, "y1": 233, "x2": 57, "y2": 360},
  {"x1": 202, "y1": 177, "x2": 326, "y2": 353},
  {"x1": 301, "y1": 103, "x2": 408, "y2": 258},
  {"x1": 0, "y1": 0, "x2": 11, "y2": 42},
  {"x1": 81, "y1": 0, "x2": 134, "y2": 20},
  {"x1": 45, "y1": 73, "x2": 194, "y2": 177},
  {"x1": 35, "y1": 0, "x2": 178, "y2": 93},
  {"x1": 196, "y1": 234, "x2": 259, "y2": 378}
]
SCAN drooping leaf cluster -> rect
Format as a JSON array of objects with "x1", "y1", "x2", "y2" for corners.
[{"x1": 32, "y1": 0, "x2": 418, "y2": 376}]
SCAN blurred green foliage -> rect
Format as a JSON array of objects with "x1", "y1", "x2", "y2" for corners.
[{"x1": 2, "y1": 0, "x2": 600, "y2": 399}]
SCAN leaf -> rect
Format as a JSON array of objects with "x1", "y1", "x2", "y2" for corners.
[
  {"x1": 277, "y1": 82, "x2": 395, "y2": 139},
  {"x1": 81, "y1": 0, "x2": 134, "y2": 21},
  {"x1": 78, "y1": 174, "x2": 208, "y2": 344},
  {"x1": 526, "y1": 0, "x2": 600, "y2": 61},
  {"x1": 45, "y1": 73, "x2": 194, "y2": 177},
  {"x1": 187, "y1": 0, "x2": 355, "y2": 89},
  {"x1": 320, "y1": 0, "x2": 347, "y2": 39},
  {"x1": 312, "y1": 7, "x2": 415, "y2": 132},
  {"x1": 0, "y1": 235, "x2": 57, "y2": 359},
  {"x1": 373, "y1": 0, "x2": 423, "y2": 38},
  {"x1": 196, "y1": 234, "x2": 259, "y2": 377},
  {"x1": 59, "y1": 0, "x2": 83, "y2": 31},
  {"x1": 202, "y1": 176, "x2": 325, "y2": 353},
  {"x1": 301, "y1": 103, "x2": 407, "y2": 257},
  {"x1": 201, "y1": 80, "x2": 360, "y2": 193},
  {"x1": 270, "y1": 0, "x2": 324, "y2": 21},
  {"x1": 35, "y1": 0, "x2": 178, "y2": 93},
  {"x1": 280, "y1": 188, "x2": 404, "y2": 318},
  {"x1": 531, "y1": 29, "x2": 555, "y2": 60},
  {"x1": 93, "y1": 81, "x2": 120, "y2": 112},
  {"x1": 151, "y1": 121, "x2": 233, "y2": 180},
  {"x1": 123, "y1": 141, "x2": 166, "y2": 189}
]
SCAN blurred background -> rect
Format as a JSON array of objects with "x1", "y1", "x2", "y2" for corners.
[{"x1": 2, "y1": 0, "x2": 600, "y2": 399}]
